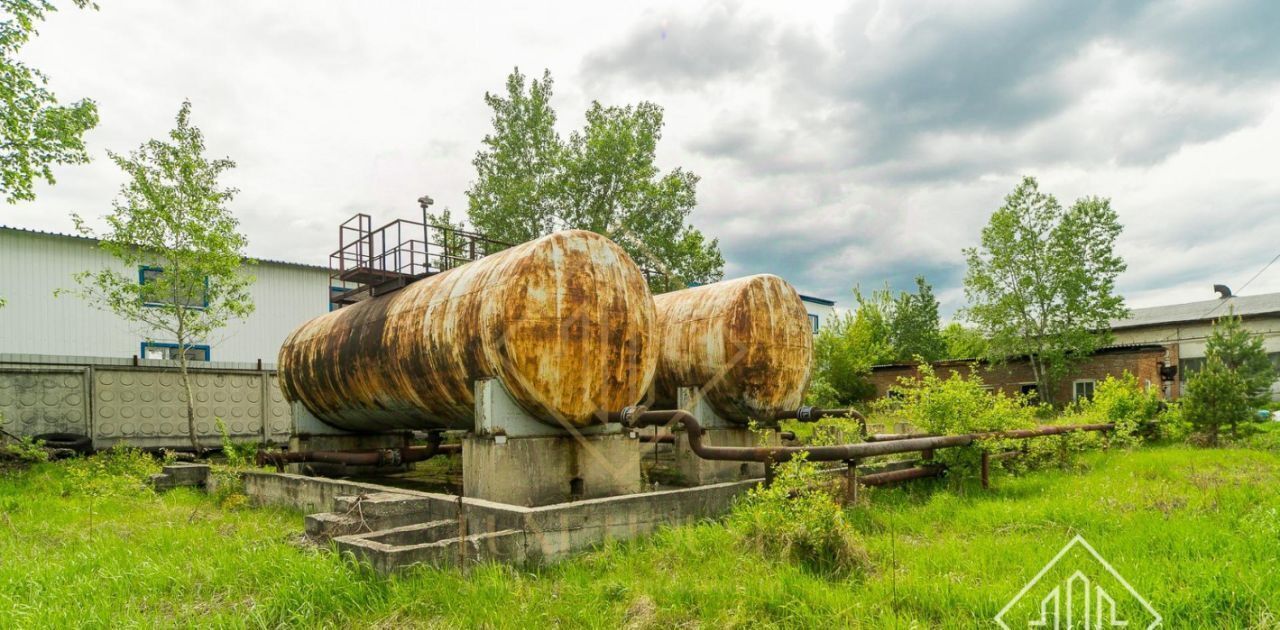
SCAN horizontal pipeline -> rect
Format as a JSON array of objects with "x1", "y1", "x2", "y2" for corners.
[
  {"x1": 624, "y1": 409, "x2": 1112, "y2": 464},
  {"x1": 772, "y1": 407, "x2": 866, "y2": 423},
  {"x1": 857, "y1": 465, "x2": 944, "y2": 486},
  {"x1": 640, "y1": 430, "x2": 797, "y2": 444},
  {"x1": 256, "y1": 443, "x2": 460, "y2": 468},
  {"x1": 865, "y1": 432, "x2": 936, "y2": 443}
]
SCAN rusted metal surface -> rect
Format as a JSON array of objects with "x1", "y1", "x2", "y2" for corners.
[
  {"x1": 857, "y1": 465, "x2": 944, "y2": 486},
  {"x1": 866, "y1": 432, "x2": 936, "y2": 442},
  {"x1": 651, "y1": 274, "x2": 813, "y2": 423},
  {"x1": 773, "y1": 407, "x2": 866, "y2": 422},
  {"x1": 279, "y1": 230, "x2": 658, "y2": 432},
  {"x1": 625, "y1": 409, "x2": 1113, "y2": 464},
  {"x1": 256, "y1": 442, "x2": 461, "y2": 468}
]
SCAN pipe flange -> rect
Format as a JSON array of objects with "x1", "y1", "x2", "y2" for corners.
[
  {"x1": 618, "y1": 405, "x2": 647, "y2": 427},
  {"x1": 796, "y1": 406, "x2": 815, "y2": 422}
]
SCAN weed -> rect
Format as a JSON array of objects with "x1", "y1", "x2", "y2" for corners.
[{"x1": 728, "y1": 453, "x2": 869, "y2": 577}]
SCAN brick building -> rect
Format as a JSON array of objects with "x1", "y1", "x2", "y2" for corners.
[{"x1": 866, "y1": 344, "x2": 1171, "y2": 403}]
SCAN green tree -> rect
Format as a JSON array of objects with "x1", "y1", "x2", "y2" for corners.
[
  {"x1": 962, "y1": 176, "x2": 1128, "y2": 405},
  {"x1": 1, "y1": 0, "x2": 100, "y2": 204},
  {"x1": 890, "y1": 276, "x2": 945, "y2": 362},
  {"x1": 809, "y1": 311, "x2": 876, "y2": 406},
  {"x1": 62, "y1": 101, "x2": 254, "y2": 453},
  {"x1": 1182, "y1": 355, "x2": 1251, "y2": 444},
  {"x1": 941, "y1": 322, "x2": 988, "y2": 359},
  {"x1": 807, "y1": 287, "x2": 898, "y2": 405},
  {"x1": 466, "y1": 69, "x2": 562, "y2": 246},
  {"x1": 466, "y1": 68, "x2": 724, "y2": 289},
  {"x1": 1204, "y1": 309, "x2": 1275, "y2": 408}
]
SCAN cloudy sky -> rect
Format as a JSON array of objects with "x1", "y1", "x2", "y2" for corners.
[{"x1": 9, "y1": 0, "x2": 1280, "y2": 315}]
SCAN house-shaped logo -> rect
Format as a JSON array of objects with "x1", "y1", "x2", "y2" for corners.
[{"x1": 995, "y1": 535, "x2": 1162, "y2": 629}]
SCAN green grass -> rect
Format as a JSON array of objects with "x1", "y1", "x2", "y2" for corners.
[{"x1": 1, "y1": 443, "x2": 1278, "y2": 628}]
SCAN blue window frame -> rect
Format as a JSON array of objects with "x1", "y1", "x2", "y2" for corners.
[
  {"x1": 141, "y1": 342, "x2": 211, "y2": 362},
  {"x1": 138, "y1": 265, "x2": 209, "y2": 308},
  {"x1": 808, "y1": 313, "x2": 820, "y2": 333},
  {"x1": 329, "y1": 286, "x2": 351, "y2": 312}
]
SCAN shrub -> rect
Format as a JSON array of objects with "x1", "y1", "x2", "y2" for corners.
[
  {"x1": 728, "y1": 453, "x2": 869, "y2": 577},
  {"x1": 873, "y1": 362, "x2": 1036, "y2": 479},
  {"x1": 1, "y1": 436, "x2": 49, "y2": 465},
  {"x1": 1085, "y1": 371, "x2": 1162, "y2": 448},
  {"x1": 60, "y1": 444, "x2": 159, "y2": 537}
]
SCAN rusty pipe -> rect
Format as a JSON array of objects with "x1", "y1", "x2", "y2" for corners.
[
  {"x1": 865, "y1": 432, "x2": 937, "y2": 442},
  {"x1": 625, "y1": 409, "x2": 1112, "y2": 464},
  {"x1": 857, "y1": 465, "x2": 944, "y2": 486},
  {"x1": 255, "y1": 442, "x2": 460, "y2": 468},
  {"x1": 773, "y1": 407, "x2": 866, "y2": 422}
]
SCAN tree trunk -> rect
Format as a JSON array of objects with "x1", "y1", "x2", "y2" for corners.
[
  {"x1": 1029, "y1": 354, "x2": 1052, "y2": 406},
  {"x1": 176, "y1": 319, "x2": 201, "y2": 456}
]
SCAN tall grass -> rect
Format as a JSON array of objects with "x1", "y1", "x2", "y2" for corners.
[{"x1": 0, "y1": 444, "x2": 1276, "y2": 627}]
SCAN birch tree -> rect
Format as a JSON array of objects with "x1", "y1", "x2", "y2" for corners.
[{"x1": 63, "y1": 101, "x2": 254, "y2": 452}]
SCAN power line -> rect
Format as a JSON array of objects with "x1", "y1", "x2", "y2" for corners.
[{"x1": 1199, "y1": 249, "x2": 1280, "y2": 321}]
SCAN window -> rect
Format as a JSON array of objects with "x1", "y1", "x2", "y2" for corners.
[
  {"x1": 139, "y1": 266, "x2": 208, "y2": 308},
  {"x1": 1019, "y1": 383, "x2": 1040, "y2": 404},
  {"x1": 1178, "y1": 357, "x2": 1205, "y2": 381},
  {"x1": 808, "y1": 313, "x2": 820, "y2": 334},
  {"x1": 141, "y1": 342, "x2": 210, "y2": 362},
  {"x1": 329, "y1": 286, "x2": 351, "y2": 312},
  {"x1": 1073, "y1": 379, "x2": 1096, "y2": 402}
]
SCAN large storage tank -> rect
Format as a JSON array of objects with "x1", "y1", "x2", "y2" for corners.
[
  {"x1": 278, "y1": 230, "x2": 658, "y2": 432},
  {"x1": 651, "y1": 274, "x2": 813, "y2": 423}
]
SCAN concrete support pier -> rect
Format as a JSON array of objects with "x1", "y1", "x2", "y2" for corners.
[
  {"x1": 671, "y1": 387, "x2": 777, "y2": 485},
  {"x1": 462, "y1": 378, "x2": 640, "y2": 506}
]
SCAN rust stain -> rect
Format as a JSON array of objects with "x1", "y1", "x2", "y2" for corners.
[
  {"x1": 278, "y1": 230, "x2": 658, "y2": 431},
  {"x1": 651, "y1": 274, "x2": 813, "y2": 423}
]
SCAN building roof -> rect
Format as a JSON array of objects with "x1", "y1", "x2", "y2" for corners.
[
  {"x1": 870, "y1": 343, "x2": 1167, "y2": 371},
  {"x1": 799, "y1": 294, "x2": 836, "y2": 306},
  {"x1": 1112, "y1": 292, "x2": 1280, "y2": 330},
  {"x1": 1, "y1": 224, "x2": 329, "y2": 271}
]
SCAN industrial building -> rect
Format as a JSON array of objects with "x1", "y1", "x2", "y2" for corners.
[
  {"x1": 1110, "y1": 288, "x2": 1280, "y2": 400},
  {"x1": 0, "y1": 225, "x2": 331, "y2": 364}
]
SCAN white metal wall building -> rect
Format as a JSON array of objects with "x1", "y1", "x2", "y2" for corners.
[
  {"x1": 800, "y1": 294, "x2": 837, "y2": 334},
  {"x1": 0, "y1": 226, "x2": 331, "y2": 365}
]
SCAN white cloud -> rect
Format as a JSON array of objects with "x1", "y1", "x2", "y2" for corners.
[{"x1": 6, "y1": 0, "x2": 1280, "y2": 318}]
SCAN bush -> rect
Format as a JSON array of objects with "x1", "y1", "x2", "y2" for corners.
[
  {"x1": 1, "y1": 436, "x2": 49, "y2": 465},
  {"x1": 1084, "y1": 371, "x2": 1162, "y2": 448},
  {"x1": 728, "y1": 453, "x2": 869, "y2": 577},
  {"x1": 872, "y1": 362, "x2": 1036, "y2": 479}
]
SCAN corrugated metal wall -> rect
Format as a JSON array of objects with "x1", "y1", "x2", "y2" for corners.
[{"x1": 0, "y1": 228, "x2": 330, "y2": 364}]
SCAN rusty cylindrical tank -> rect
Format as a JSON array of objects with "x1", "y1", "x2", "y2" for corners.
[
  {"x1": 651, "y1": 274, "x2": 813, "y2": 423},
  {"x1": 278, "y1": 230, "x2": 657, "y2": 432}
]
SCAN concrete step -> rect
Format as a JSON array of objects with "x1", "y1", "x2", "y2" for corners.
[
  {"x1": 332, "y1": 492, "x2": 438, "y2": 518},
  {"x1": 148, "y1": 463, "x2": 210, "y2": 491},
  {"x1": 334, "y1": 520, "x2": 525, "y2": 573},
  {"x1": 306, "y1": 491, "x2": 447, "y2": 541}
]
